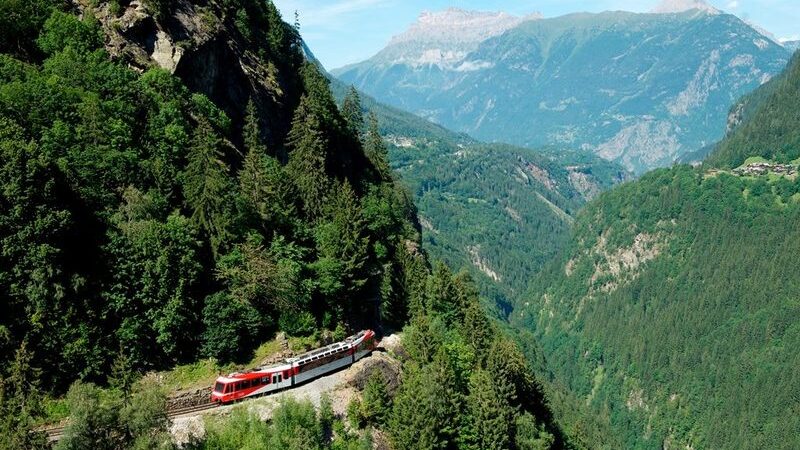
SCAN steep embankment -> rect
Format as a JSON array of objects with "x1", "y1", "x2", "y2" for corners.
[{"x1": 514, "y1": 50, "x2": 800, "y2": 449}]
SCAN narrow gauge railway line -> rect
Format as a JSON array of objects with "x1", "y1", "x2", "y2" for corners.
[
  {"x1": 44, "y1": 330, "x2": 378, "y2": 443},
  {"x1": 43, "y1": 402, "x2": 221, "y2": 442}
]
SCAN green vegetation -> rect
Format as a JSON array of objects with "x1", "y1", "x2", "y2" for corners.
[
  {"x1": 515, "y1": 165, "x2": 800, "y2": 449},
  {"x1": 0, "y1": 0, "x2": 419, "y2": 428},
  {"x1": 383, "y1": 264, "x2": 563, "y2": 450},
  {"x1": 193, "y1": 396, "x2": 372, "y2": 450}
]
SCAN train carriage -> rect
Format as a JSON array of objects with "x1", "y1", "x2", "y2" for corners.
[{"x1": 211, "y1": 330, "x2": 376, "y2": 404}]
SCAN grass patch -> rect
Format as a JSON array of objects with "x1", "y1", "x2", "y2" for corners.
[
  {"x1": 155, "y1": 358, "x2": 234, "y2": 392},
  {"x1": 36, "y1": 397, "x2": 70, "y2": 426},
  {"x1": 154, "y1": 338, "x2": 283, "y2": 392},
  {"x1": 247, "y1": 339, "x2": 282, "y2": 367},
  {"x1": 743, "y1": 156, "x2": 770, "y2": 166}
]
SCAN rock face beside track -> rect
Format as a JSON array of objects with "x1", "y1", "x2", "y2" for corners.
[{"x1": 170, "y1": 338, "x2": 402, "y2": 446}]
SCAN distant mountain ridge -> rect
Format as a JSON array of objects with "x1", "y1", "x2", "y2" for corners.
[{"x1": 335, "y1": 7, "x2": 790, "y2": 174}]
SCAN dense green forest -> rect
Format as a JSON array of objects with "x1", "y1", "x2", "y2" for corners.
[
  {"x1": 513, "y1": 51, "x2": 800, "y2": 449},
  {"x1": 0, "y1": 1, "x2": 568, "y2": 449}
]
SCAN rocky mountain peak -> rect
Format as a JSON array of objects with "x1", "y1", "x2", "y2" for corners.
[
  {"x1": 650, "y1": 0, "x2": 719, "y2": 14},
  {"x1": 388, "y1": 8, "x2": 542, "y2": 46}
]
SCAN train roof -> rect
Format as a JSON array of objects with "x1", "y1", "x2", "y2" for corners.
[
  {"x1": 287, "y1": 330, "x2": 372, "y2": 364},
  {"x1": 214, "y1": 330, "x2": 373, "y2": 382}
]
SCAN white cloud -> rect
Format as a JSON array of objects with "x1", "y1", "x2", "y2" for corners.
[
  {"x1": 779, "y1": 34, "x2": 799, "y2": 42},
  {"x1": 726, "y1": 0, "x2": 739, "y2": 8}
]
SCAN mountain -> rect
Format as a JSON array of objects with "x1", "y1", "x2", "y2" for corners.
[
  {"x1": 334, "y1": 7, "x2": 790, "y2": 174},
  {"x1": 513, "y1": 48, "x2": 800, "y2": 449},
  {"x1": 325, "y1": 74, "x2": 628, "y2": 312},
  {"x1": 782, "y1": 40, "x2": 800, "y2": 52}
]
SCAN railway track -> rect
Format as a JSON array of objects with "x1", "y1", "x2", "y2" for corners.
[{"x1": 42, "y1": 401, "x2": 220, "y2": 442}]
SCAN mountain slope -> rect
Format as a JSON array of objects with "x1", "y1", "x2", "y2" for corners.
[
  {"x1": 327, "y1": 75, "x2": 627, "y2": 312},
  {"x1": 513, "y1": 47, "x2": 800, "y2": 449},
  {"x1": 335, "y1": 8, "x2": 790, "y2": 174}
]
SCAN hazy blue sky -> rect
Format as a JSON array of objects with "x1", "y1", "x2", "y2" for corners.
[{"x1": 271, "y1": 0, "x2": 800, "y2": 70}]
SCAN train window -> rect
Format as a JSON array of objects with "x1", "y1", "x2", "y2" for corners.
[
  {"x1": 214, "y1": 382, "x2": 224, "y2": 393},
  {"x1": 262, "y1": 376, "x2": 269, "y2": 384}
]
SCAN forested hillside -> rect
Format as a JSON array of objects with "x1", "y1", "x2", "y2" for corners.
[
  {"x1": 0, "y1": 1, "x2": 566, "y2": 449},
  {"x1": 513, "y1": 52, "x2": 800, "y2": 449},
  {"x1": 328, "y1": 78, "x2": 628, "y2": 314}
]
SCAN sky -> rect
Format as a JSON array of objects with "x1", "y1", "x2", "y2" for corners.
[{"x1": 271, "y1": 0, "x2": 800, "y2": 70}]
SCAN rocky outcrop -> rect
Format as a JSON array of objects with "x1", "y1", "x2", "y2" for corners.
[
  {"x1": 167, "y1": 387, "x2": 211, "y2": 409},
  {"x1": 78, "y1": 0, "x2": 300, "y2": 149}
]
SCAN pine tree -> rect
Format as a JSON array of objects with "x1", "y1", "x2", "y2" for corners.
[
  {"x1": 461, "y1": 301, "x2": 494, "y2": 364},
  {"x1": 184, "y1": 116, "x2": 235, "y2": 257},
  {"x1": 364, "y1": 112, "x2": 391, "y2": 180},
  {"x1": 342, "y1": 86, "x2": 364, "y2": 138},
  {"x1": 389, "y1": 355, "x2": 461, "y2": 450},
  {"x1": 486, "y1": 338, "x2": 547, "y2": 414},
  {"x1": 0, "y1": 342, "x2": 47, "y2": 450},
  {"x1": 242, "y1": 100, "x2": 262, "y2": 155},
  {"x1": 361, "y1": 370, "x2": 391, "y2": 426},
  {"x1": 461, "y1": 369, "x2": 516, "y2": 450},
  {"x1": 424, "y1": 262, "x2": 459, "y2": 322},
  {"x1": 239, "y1": 101, "x2": 295, "y2": 232},
  {"x1": 286, "y1": 95, "x2": 330, "y2": 219}
]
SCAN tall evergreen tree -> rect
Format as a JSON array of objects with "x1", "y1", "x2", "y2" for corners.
[
  {"x1": 389, "y1": 354, "x2": 461, "y2": 450},
  {"x1": 364, "y1": 112, "x2": 391, "y2": 180},
  {"x1": 461, "y1": 369, "x2": 516, "y2": 450},
  {"x1": 239, "y1": 102, "x2": 295, "y2": 232},
  {"x1": 184, "y1": 116, "x2": 235, "y2": 257},
  {"x1": 0, "y1": 342, "x2": 47, "y2": 450},
  {"x1": 342, "y1": 86, "x2": 364, "y2": 138},
  {"x1": 286, "y1": 95, "x2": 330, "y2": 219},
  {"x1": 361, "y1": 370, "x2": 391, "y2": 426}
]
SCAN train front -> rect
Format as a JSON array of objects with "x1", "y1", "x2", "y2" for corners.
[{"x1": 210, "y1": 376, "x2": 235, "y2": 404}]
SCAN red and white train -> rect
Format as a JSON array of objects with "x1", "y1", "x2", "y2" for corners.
[{"x1": 211, "y1": 330, "x2": 376, "y2": 404}]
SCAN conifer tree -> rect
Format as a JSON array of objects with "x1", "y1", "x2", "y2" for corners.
[
  {"x1": 185, "y1": 116, "x2": 235, "y2": 257},
  {"x1": 424, "y1": 262, "x2": 459, "y2": 321},
  {"x1": 286, "y1": 95, "x2": 330, "y2": 218},
  {"x1": 364, "y1": 112, "x2": 391, "y2": 180},
  {"x1": 361, "y1": 370, "x2": 391, "y2": 426},
  {"x1": 462, "y1": 369, "x2": 516, "y2": 450},
  {"x1": 342, "y1": 86, "x2": 365, "y2": 137},
  {"x1": 0, "y1": 342, "x2": 46, "y2": 450},
  {"x1": 389, "y1": 354, "x2": 461, "y2": 450},
  {"x1": 461, "y1": 300, "x2": 494, "y2": 364},
  {"x1": 239, "y1": 101, "x2": 295, "y2": 231}
]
